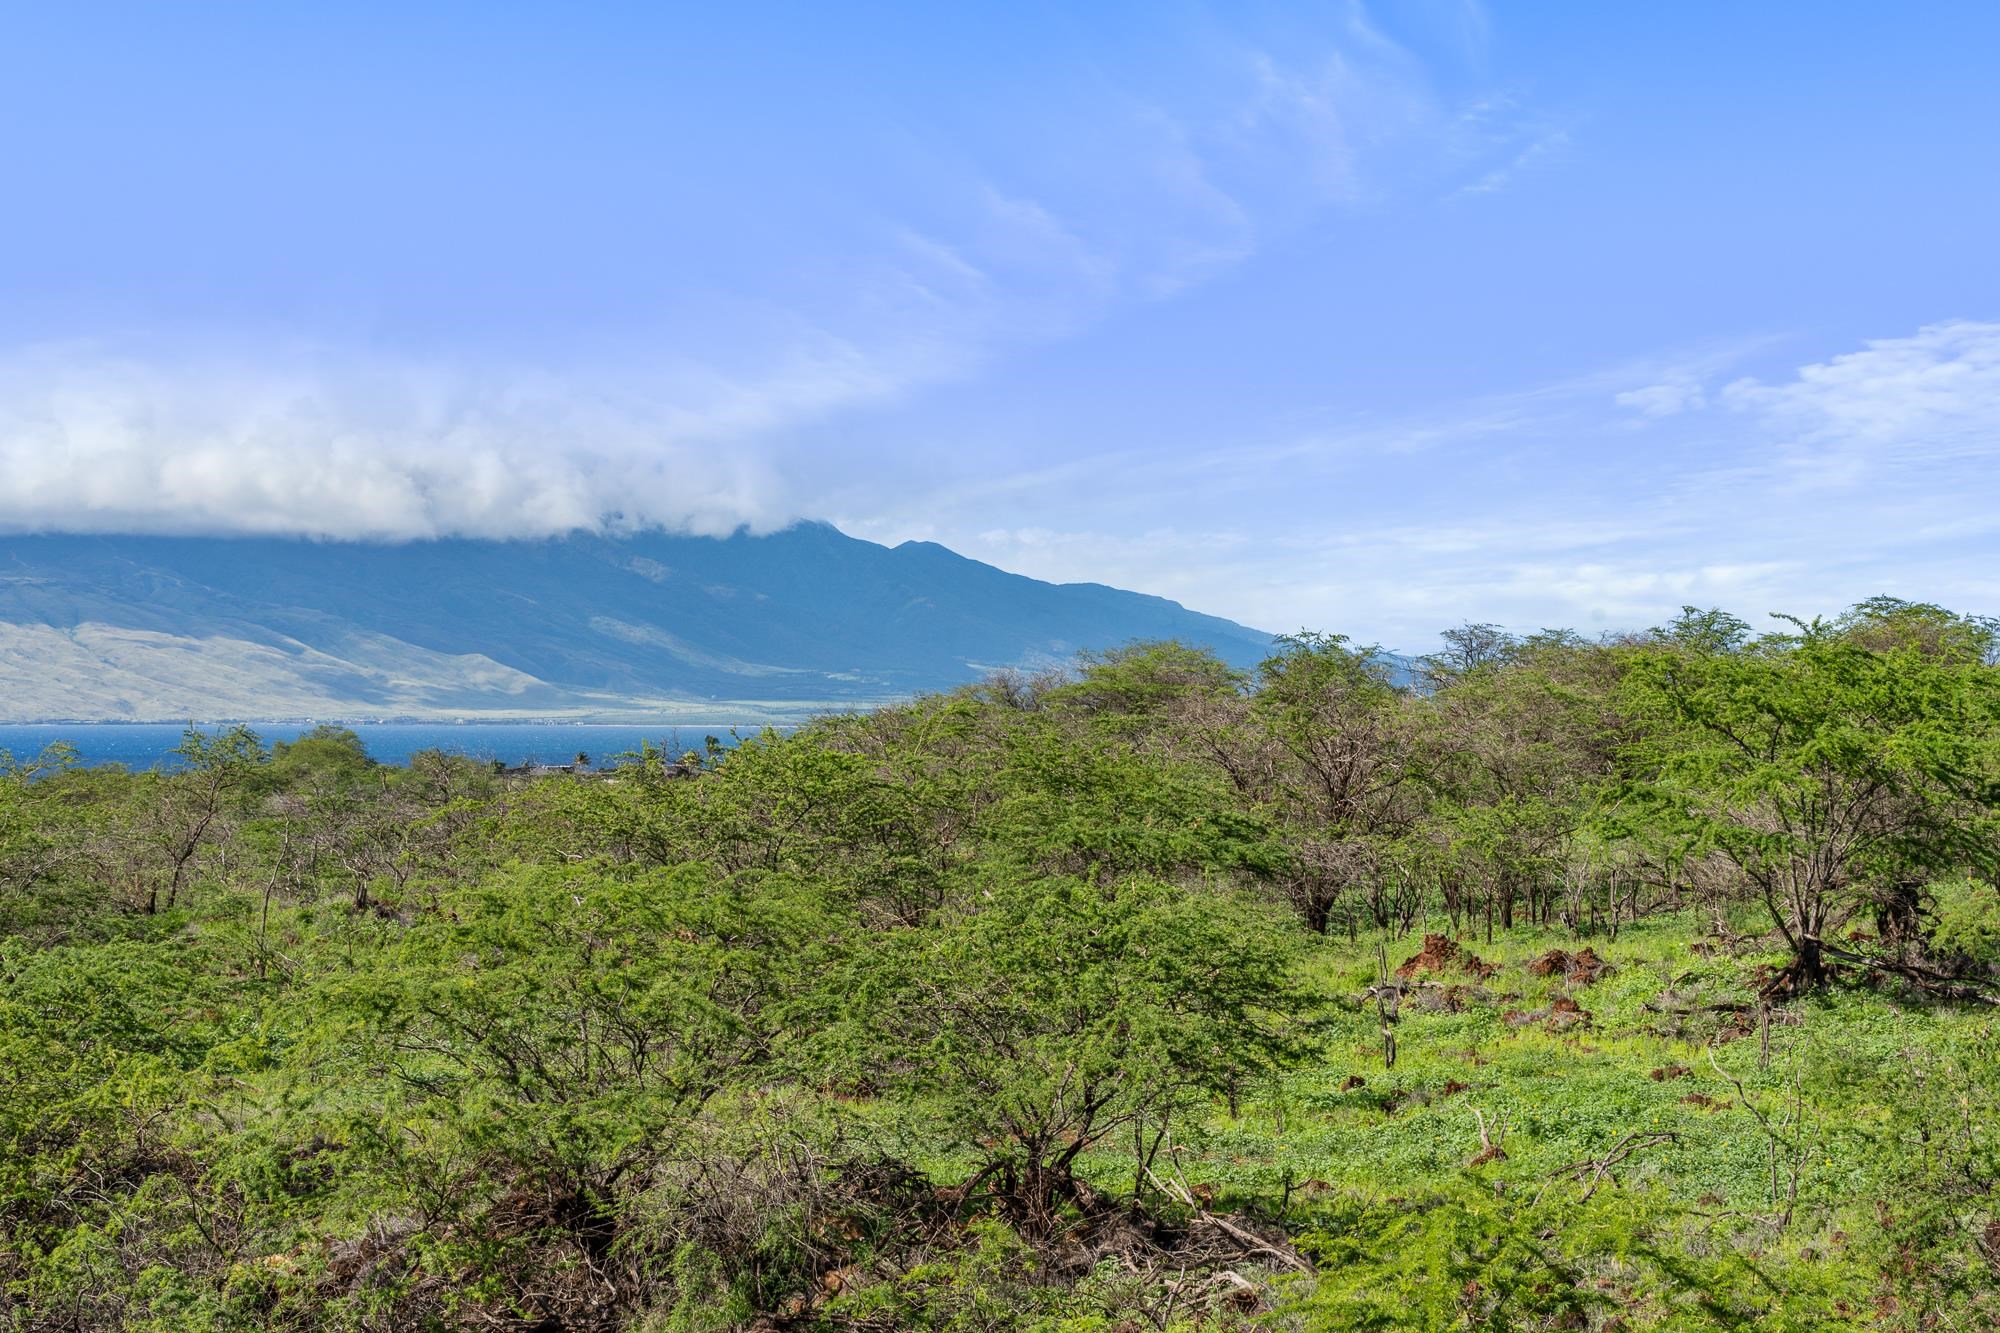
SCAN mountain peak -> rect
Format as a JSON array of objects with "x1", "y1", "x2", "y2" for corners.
[{"x1": 0, "y1": 526, "x2": 1273, "y2": 722}]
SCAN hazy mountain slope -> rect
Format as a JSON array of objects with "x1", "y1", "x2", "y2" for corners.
[
  {"x1": 0, "y1": 622, "x2": 564, "y2": 721},
  {"x1": 0, "y1": 524, "x2": 1278, "y2": 720}
]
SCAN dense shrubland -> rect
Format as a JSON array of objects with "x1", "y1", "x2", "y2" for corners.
[{"x1": 3, "y1": 597, "x2": 1999, "y2": 1330}]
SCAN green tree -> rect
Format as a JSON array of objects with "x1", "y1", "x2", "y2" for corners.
[
  {"x1": 1046, "y1": 639, "x2": 1249, "y2": 727},
  {"x1": 1618, "y1": 611, "x2": 2000, "y2": 989},
  {"x1": 268, "y1": 724, "x2": 375, "y2": 787},
  {"x1": 1251, "y1": 633, "x2": 1419, "y2": 932},
  {"x1": 326, "y1": 863, "x2": 830, "y2": 1296},
  {"x1": 838, "y1": 874, "x2": 1309, "y2": 1234},
  {"x1": 141, "y1": 725, "x2": 266, "y2": 913}
]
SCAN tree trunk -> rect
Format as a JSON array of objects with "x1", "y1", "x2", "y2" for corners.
[
  {"x1": 1795, "y1": 933, "x2": 1826, "y2": 989},
  {"x1": 1303, "y1": 887, "x2": 1332, "y2": 935},
  {"x1": 1873, "y1": 881, "x2": 1923, "y2": 953}
]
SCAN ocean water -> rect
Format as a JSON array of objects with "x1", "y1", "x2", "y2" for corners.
[{"x1": 0, "y1": 723, "x2": 770, "y2": 771}]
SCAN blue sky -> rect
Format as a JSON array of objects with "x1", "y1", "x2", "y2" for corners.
[{"x1": 2, "y1": 1, "x2": 1997, "y2": 648}]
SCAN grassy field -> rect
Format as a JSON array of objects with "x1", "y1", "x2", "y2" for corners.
[
  {"x1": 807, "y1": 908, "x2": 1998, "y2": 1329},
  {"x1": 1165, "y1": 915, "x2": 1999, "y2": 1328}
]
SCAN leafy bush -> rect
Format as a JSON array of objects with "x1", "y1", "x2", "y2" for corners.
[{"x1": 1928, "y1": 877, "x2": 2000, "y2": 969}]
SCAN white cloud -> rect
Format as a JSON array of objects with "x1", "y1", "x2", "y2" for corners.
[
  {"x1": 848, "y1": 320, "x2": 2000, "y2": 649},
  {"x1": 1454, "y1": 124, "x2": 1572, "y2": 197},
  {"x1": 1, "y1": 11, "x2": 1539, "y2": 546},
  {"x1": 1722, "y1": 319, "x2": 2000, "y2": 464},
  {"x1": 1614, "y1": 374, "x2": 1706, "y2": 417},
  {"x1": 0, "y1": 343, "x2": 821, "y2": 540}
]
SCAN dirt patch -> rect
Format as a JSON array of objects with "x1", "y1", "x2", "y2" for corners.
[
  {"x1": 1713, "y1": 1010, "x2": 1756, "y2": 1044},
  {"x1": 1568, "y1": 947, "x2": 1609, "y2": 981},
  {"x1": 1527, "y1": 947, "x2": 1612, "y2": 984},
  {"x1": 1396, "y1": 933, "x2": 1499, "y2": 981},
  {"x1": 1547, "y1": 996, "x2": 1591, "y2": 1030},
  {"x1": 1412, "y1": 980, "x2": 1500, "y2": 1013},
  {"x1": 1650, "y1": 1065, "x2": 1692, "y2": 1082},
  {"x1": 1527, "y1": 950, "x2": 1567, "y2": 977},
  {"x1": 1380, "y1": 1080, "x2": 1474, "y2": 1115},
  {"x1": 1503, "y1": 995, "x2": 1593, "y2": 1033},
  {"x1": 1680, "y1": 1093, "x2": 1722, "y2": 1110}
]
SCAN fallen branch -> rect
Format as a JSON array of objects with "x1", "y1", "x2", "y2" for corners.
[
  {"x1": 1816, "y1": 942, "x2": 2000, "y2": 1006},
  {"x1": 1142, "y1": 1164, "x2": 1312, "y2": 1274},
  {"x1": 1536, "y1": 1131, "x2": 1678, "y2": 1205},
  {"x1": 1705, "y1": 1045, "x2": 1806, "y2": 1231}
]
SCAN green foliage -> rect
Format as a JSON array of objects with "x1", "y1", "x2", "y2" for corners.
[
  {"x1": 1616, "y1": 613, "x2": 2000, "y2": 979},
  {"x1": 4, "y1": 609, "x2": 2000, "y2": 1327},
  {"x1": 1286, "y1": 1174, "x2": 1871, "y2": 1329},
  {"x1": 1047, "y1": 639, "x2": 1247, "y2": 723},
  {"x1": 837, "y1": 875, "x2": 1308, "y2": 1217},
  {"x1": 328, "y1": 863, "x2": 827, "y2": 1204},
  {"x1": 1927, "y1": 876, "x2": 2000, "y2": 967},
  {"x1": 989, "y1": 727, "x2": 1284, "y2": 883},
  {"x1": 268, "y1": 723, "x2": 376, "y2": 788}
]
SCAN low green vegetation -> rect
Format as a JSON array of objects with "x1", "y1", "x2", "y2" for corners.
[{"x1": 3, "y1": 598, "x2": 1999, "y2": 1330}]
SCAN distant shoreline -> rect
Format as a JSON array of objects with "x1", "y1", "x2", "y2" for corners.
[
  {"x1": 0, "y1": 717, "x2": 826, "y2": 727},
  {"x1": 0, "y1": 720, "x2": 801, "y2": 769}
]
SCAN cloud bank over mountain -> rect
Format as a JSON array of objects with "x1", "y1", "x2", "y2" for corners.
[
  {"x1": 0, "y1": 5, "x2": 1549, "y2": 549},
  {"x1": 0, "y1": 345, "x2": 802, "y2": 541},
  {"x1": 3, "y1": 4, "x2": 1995, "y2": 647}
]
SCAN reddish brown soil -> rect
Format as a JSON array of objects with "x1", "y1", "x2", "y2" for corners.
[
  {"x1": 1527, "y1": 946, "x2": 1612, "y2": 984},
  {"x1": 1396, "y1": 933, "x2": 1499, "y2": 981}
]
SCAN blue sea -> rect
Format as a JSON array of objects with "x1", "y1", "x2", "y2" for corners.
[{"x1": 0, "y1": 723, "x2": 770, "y2": 771}]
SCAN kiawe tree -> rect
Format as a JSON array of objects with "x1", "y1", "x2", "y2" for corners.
[
  {"x1": 1417, "y1": 628, "x2": 1625, "y2": 937},
  {"x1": 1046, "y1": 639, "x2": 1249, "y2": 727},
  {"x1": 326, "y1": 862, "x2": 826, "y2": 1306},
  {"x1": 1250, "y1": 632, "x2": 1419, "y2": 934},
  {"x1": 140, "y1": 725, "x2": 266, "y2": 914},
  {"x1": 1618, "y1": 605, "x2": 2000, "y2": 992},
  {"x1": 838, "y1": 874, "x2": 1308, "y2": 1234}
]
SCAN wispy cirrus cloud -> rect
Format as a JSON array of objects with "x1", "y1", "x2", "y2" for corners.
[
  {"x1": 1614, "y1": 375, "x2": 1706, "y2": 417},
  {"x1": 1721, "y1": 319, "x2": 2000, "y2": 470},
  {"x1": 850, "y1": 320, "x2": 2000, "y2": 646},
  {"x1": 1453, "y1": 123, "x2": 1572, "y2": 197}
]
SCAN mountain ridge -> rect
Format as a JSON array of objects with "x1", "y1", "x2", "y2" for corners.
[{"x1": 0, "y1": 523, "x2": 1278, "y2": 722}]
